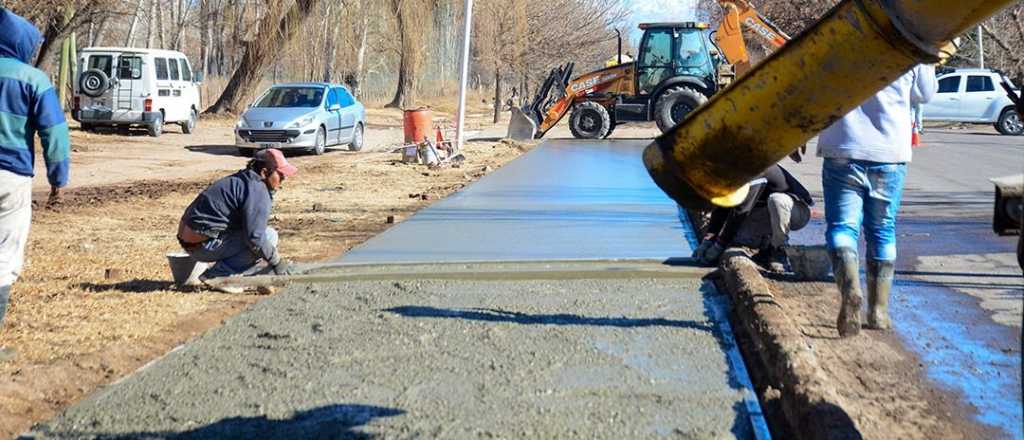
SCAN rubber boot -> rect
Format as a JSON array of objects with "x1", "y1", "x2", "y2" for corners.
[
  {"x1": 830, "y1": 247, "x2": 863, "y2": 337},
  {"x1": 866, "y1": 260, "x2": 895, "y2": 330},
  {"x1": 0, "y1": 285, "x2": 16, "y2": 363}
]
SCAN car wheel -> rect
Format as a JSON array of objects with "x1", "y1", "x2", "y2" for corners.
[
  {"x1": 81, "y1": 123, "x2": 94, "y2": 132},
  {"x1": 147, "y1": 112, "x2": 163, "y2": 137},
  {"x1": 181, "y1": 109, "x2": 197, "y2": 134},
  {"x1": 568, "y1": 101, "x2": 611, "y2": 139},
  {"x1": 655, "y1": 87, "x2": 707, "y2": 133},
  {"x1": 238, "y1": 147, "x2": 254, "y2": 157},
  {"x1": 350, "y1": 123, "x2": 364, "y2": 151},
  {"x1": 311, "y1": 126, "x2": 326, "y2": 155},
  {"x1": 995, "y1": 108, "x2": 1023, "y2": 136}
]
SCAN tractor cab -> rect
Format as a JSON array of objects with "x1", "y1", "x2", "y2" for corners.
[{"x1": 634, "y1": 22, "x2": 719, "y2": 98}]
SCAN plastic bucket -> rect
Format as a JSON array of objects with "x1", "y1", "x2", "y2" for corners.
[
  {"x1": 166, "y1": 252, "x2": 209, "y2": 288},
  {"x1": 403, "y1": 108, "x2": 432, "y2": 143},
  {"x1": 786, "y1": 245, "x2": 833, "y2": 281}
]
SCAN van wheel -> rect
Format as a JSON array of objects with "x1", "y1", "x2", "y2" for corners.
[
  {"x1": 350, "y1": 123, "x2": 364, "y2": 151},
  {"x1": 311, "y1": 127, "x2": 326, "y2": 155},
  {"x1": 180, "y1": 109, "x2": 197, "y2": 134},
  {"x1": 995, "y1": 108, "x2": 1023, "y2": 135},
  {"x1": 147, "y1": 113, "x2": 163, "y2": 137},
  {"x1": 655, "y1": 87, "x2": 707, "y2": 133},
  {"x1": 568, "y1": 101, "x2": 611, "y2": 139}
]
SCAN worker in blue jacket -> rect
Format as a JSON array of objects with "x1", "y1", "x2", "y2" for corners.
[{"x1": 0, "y1": 8, "x2": 72, "y2": 362}]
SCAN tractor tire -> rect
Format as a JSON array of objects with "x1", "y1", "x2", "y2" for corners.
[
  {"x1": 569, "y1": 101, "x2": 612, "y2": 139},
  {"x1": 603, "y1": 121, "x2": 617, "y2": 139},
  {"x1": 655, "y1": 87, "x2": 707, "y2": 133}
]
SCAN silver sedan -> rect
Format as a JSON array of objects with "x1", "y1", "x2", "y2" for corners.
[{"x1": 235, "y1": 82, "x2": 366, "y2": 155}]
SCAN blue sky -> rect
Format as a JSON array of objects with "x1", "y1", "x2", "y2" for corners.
[{"x1": 623, "y1": 0, "x2": 699, "y2": 44}]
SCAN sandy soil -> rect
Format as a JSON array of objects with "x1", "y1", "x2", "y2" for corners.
[
  {"x1": 762, "y1": 276, "x2": 998, "y2": 439},
  {"x1": 0, "y1": 104, "x2": 535, "y2": 438}
]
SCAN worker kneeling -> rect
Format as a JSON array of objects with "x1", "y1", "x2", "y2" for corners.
[
  {"x1": 177, "y1": 149, "x2": 297, "y2": 292},
  {"x1": 692, "y1": 164, "x2": 813, "y2": 271}
]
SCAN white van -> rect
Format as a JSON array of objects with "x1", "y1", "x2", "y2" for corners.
[{"x1": 72, "y1": 47, "x2": 202, "y2": 137}]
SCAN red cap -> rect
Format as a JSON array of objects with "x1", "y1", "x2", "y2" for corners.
[{"x1": 255, "y1": 149, "x2": 297, "y2": 177}]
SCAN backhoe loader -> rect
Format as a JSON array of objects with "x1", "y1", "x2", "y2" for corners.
[{"x1": 508, "y1": 0, "x2": 790, "y2": 140}]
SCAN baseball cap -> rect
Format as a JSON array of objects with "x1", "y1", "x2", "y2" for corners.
[{"x1": 255, "y1": 148, "x2": 298, "y2": 177}]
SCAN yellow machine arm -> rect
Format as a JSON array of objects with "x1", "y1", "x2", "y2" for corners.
[
  {"x1": 645, "y1": 0, "x2": 1016, "y2": 209},
  {"x1": 714, "y1": 0, "x2": 791, "y2": 77}
]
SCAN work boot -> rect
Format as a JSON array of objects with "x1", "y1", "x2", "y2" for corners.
[
  {"x1": 866, "y1": 260, "x2": 895, "y2": 330},
  {"x1": 766, "y1": 246, "x2": 789, "y2": 273},
  {"x1": 830, "y1": 247, "x2": 863, "y2": 337}
]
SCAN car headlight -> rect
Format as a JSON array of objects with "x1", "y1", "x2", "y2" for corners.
[
  {"x1": 235, "y1": 118, "x2": 248, "y2": 128},
  {"x1": 289, "y1": 116, "x2": 315, "y2": 128}
]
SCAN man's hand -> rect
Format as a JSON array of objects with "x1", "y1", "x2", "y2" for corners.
[
  {"x1": 272, "y1": 260, "x2": 297, "y2": 276},
  {"x1": 46, "y1": 186, "x2": 62, "y2": 207}
]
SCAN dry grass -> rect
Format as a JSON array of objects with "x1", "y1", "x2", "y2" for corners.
[{"x1": 0, "y1": 136, "x2": 533, "y2": 438}]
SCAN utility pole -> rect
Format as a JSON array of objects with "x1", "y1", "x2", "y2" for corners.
[
  {"x1": 977, "y1": 25, "x2": 984, "y2": 69},
  {"x1": 454, "y1": 0, "x2": 473, "y2": 153}
]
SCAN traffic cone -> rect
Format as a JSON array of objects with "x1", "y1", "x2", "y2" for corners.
[
  {"x1": 435, "y1": 126, "x2": 445, "y2": 144},
  {"x1": 911, "y1": 123, "x2": 921, "y2": 147}
]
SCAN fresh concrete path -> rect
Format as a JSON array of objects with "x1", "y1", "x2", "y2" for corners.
[
  {"x1": 342, "y1": 140, "x2": 692, "y2": 263},
  {"x1": 27, "y1": 141, "x2": 765, "y2": 439}
]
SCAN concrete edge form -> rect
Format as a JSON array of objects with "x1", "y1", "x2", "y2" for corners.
[{"x1": 717, "y1": 252, "x2": 862, "y2": 440}]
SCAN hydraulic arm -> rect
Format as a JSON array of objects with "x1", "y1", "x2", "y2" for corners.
[
  {"x1": 645, "y1": 0, "x2": 1018, "y2": 209},
  {"x1": 714, "y1": 0, "x2": 790, "y2": 77}
]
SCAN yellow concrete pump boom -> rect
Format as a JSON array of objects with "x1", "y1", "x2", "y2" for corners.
[{"x1": 644, "y1": 0, "x2": 1018, "y2": 210}]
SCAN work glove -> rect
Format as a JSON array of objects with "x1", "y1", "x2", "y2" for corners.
[
  {"x1": 271, "y1": 259, "x2": 298, "y2": 276},
  {"x1": 699, "y1": 243, "x2": 725, "y2": 267}
]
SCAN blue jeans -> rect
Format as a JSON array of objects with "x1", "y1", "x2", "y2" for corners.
[
  {"x1": 185, "y1": 227, "x2": 278, "y2": 278},
  {"x1": 822, "y1": 159, "x2": 907, "y2": 262}
]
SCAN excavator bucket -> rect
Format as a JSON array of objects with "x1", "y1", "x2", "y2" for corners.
[{"x1": 506, "y1": 63, "x2": 574, "y2": 140}]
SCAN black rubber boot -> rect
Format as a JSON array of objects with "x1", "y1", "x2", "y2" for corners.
[
  {"x1": 830, "y1": 247, "x2": 863, "y2": 337},
  {"x1": 866, "y1": 260, "x2": 895, "y2": 330},
  {"x1": 0, "y1": 284, "x2": 9, "y2": 329}
]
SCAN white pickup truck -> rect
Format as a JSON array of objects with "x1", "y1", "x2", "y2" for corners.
[{"x1": 922, "y1": 68, "x2": 1022, "y2": 136}]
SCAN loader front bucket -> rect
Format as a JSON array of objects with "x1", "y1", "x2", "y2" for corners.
[{"x1": 507, "y1": 107, "x2": 539, "y2": 140}]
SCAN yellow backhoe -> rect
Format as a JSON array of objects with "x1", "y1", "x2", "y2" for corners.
[{"x1": 507, "y1": 0, "x2": 790, "y2": 141}]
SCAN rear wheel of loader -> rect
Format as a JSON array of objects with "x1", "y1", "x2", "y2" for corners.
[
  {"x1": 569, "y1": 101, "x2": 612, "y2": 139},
  {"x1": 655, "y1": 87, "x2": 707, "y2": 133}
]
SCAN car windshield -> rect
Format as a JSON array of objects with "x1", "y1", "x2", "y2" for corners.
[{"x1": 255, "y1": 87, "x2": 325, "y2": 108}]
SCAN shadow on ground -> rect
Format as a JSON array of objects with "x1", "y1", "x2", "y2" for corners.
[
  {"x1": 22, "y1": 404, "x2": 403, "y2": 440},
  {"x1": 186, "y1": 145, "x2": 242, "y2": 156},
  {"x1": 385, "y1": 306, "x2": 715, "y2": 331}
]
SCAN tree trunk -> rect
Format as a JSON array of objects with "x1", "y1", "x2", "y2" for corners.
[
  {"x1": 198, "y1": 0, "x2": 209, "y2": 73},
  {"x1": 146, "y1": 0, "x2": 156, "y2": 48},
  {"x1": 386, "y1": 0, "x2": 412, "y2": 108},
  {"x1": 206, "y1": 0, "x2": 323, "y2": 114},
  {"x1": 156, "y1": 0, "x2": 166, "y2": 48},
  {"x1": 91, "y1": 14, "x2": 110, "y2": 47},
  {"x1": 493, "y1": 68, "x2": 501, "y2": 123},
  {"x1": 125, "y1": 0, "x2": 144, "y2": 46},
  {"x1": 353, "y1": 0, "x2": 369, "y2": 97}
]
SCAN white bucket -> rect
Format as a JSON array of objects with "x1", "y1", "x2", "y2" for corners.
[
  {"x1": 786, "y1": 245, "x2": 833, "y2": 281},
  {"x1": 166, "y1": 252, "x2": 209, "y2": 288}
]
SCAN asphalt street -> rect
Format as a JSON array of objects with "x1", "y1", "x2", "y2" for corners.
[
  {"x1": 785, "y1": 128, "x2": 1023, "y2": 439},
  {"x1": 27, "y1": 141, "x2": 766, "y2": 439}
]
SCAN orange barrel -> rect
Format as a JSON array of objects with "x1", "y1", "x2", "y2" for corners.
[{"x1": 403, "y1": 108, "x2": 432, "y2": 143}]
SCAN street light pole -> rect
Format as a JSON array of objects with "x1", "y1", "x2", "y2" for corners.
[{"x1": 455, "y1": 0, "x2": 474, "y2": 152}]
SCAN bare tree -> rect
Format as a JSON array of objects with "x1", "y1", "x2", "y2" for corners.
[
  {"x1": 206, "y1": 0, "x2": 324, "y2": 114},
  {"x1": 386, "y1": 0, "x2": 435, "y2": 108}
]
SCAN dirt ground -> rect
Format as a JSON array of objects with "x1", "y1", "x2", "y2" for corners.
[
  {"x1": 761, "y1": 276, "x2": 999, "y2": 439},
  {"x1": 0, "y1": 104, "x2": 537, "y2": 438}
]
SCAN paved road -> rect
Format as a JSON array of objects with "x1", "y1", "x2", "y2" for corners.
[
  {"x1": 786, "y1": 128, "x2": 1023, "y2": 439},
  {"x1": 27, "y1": 141, "x2": 766, "y2": 439}
]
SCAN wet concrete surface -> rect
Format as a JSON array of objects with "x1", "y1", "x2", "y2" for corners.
[
  {"x1": 785, "y1": 129, "x2": 1023, "y2": 439},
  {"x1": 28, "y1": 141, "x2": 764, "y2": 438},
  {"x1": 342, "y1": 140, "x2": 691, "y2": 263}
]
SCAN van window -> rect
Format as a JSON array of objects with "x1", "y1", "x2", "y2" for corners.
[
  {"x1": 168, "y1": 59, "x2": 180, "y2": 81},
  {"x1": 937, "y1": 76, "x2": 960, "y2": 93},
  {"x1": 88, "y1": 55, "x2": 113, "y2": 78},
  {"x1": 117, "y1": 56, "x2": 142, "y2": 80},
  {"x1": 155, "y1": 58, "x2": 169, "y2": 80},
  {"x1": 179, "y1": 59, "x2": 192, "y2": 81},
  {"x1": 966, "y1": 75, "x2": 994, "y2": 92},
  {"x1": 336, "y1": 87, "x2": 355, "y2": 107}
]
